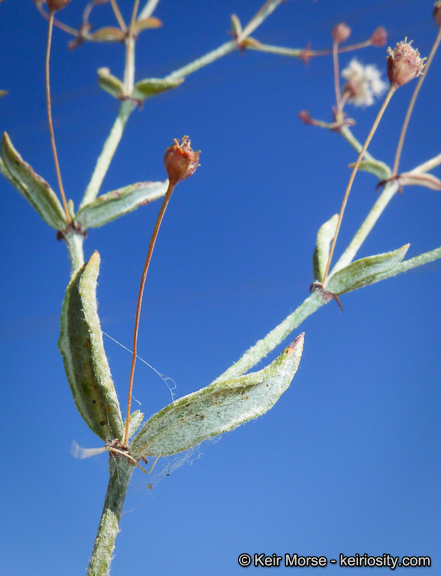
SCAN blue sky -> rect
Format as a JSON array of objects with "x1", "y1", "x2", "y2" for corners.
[{"x1": 1, "y1": 0, "x2": 440, "y2": 574}]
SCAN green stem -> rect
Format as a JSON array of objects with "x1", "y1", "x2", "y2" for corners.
[
  {"x1": 138, "y1": 0, "x2": 161, "y2": 20},
  {"x1": 331, "y1": 180, "x2": 399, "y2": 276},
  {"x1": 214, "y1": 291, "x2": 323, "y2": 382},
  {"x1": 165, "y1": 39, "x2": 238, "y2": 81},
  {"x1": 64, "y1": 229, "x2": 85, "y2": 273},
  {"x1": 340, "y1": 126, "x2": 375, "y2": 162},
  {"x1": 87, "y1": 459, "x2": 135, "y2": 576},
  {"x1": 80, "y1": 99, "x2": 137, "y2": 209}
]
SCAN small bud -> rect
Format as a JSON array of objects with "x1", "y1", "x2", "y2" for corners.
[
  {"x1": 434, "y1": 1, "x2": 441, "y2": 26},
  {"x1": 298, "y1": 110, "x2": 313, "y2": 125},
  {"x1": 164, "y1": 136, "x2": 200, "y2": 184},
  {"x1": 332, "y1": 23, "x2": 351, "y2": 44},
  {"x1": 46, "y1": 0, "x2": 72, "y2": 11},
  {"x1": 387, "y1": 39, "x2": 426, "y2": 88},
  {"x1": 371, "y1": 27, "x2": 387, "y2": 47}
]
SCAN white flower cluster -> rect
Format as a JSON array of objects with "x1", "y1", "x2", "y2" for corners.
[{"x1": 341, "y1": 59, "x2": 388, "y2": 107}]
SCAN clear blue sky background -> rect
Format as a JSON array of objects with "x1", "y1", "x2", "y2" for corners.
[{"x1": 1, "y1": 1, "x2": 440, "y2": 574}]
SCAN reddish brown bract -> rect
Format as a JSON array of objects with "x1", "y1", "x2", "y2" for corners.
[{"x1": 164, "y1": 136, "x2": 200, "y2": 184}]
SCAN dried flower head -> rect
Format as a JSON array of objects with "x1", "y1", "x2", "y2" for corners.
[
  {"x1": 371, "y1": 27, "x2": 388, "y2": 47},
  {"x1": 164, "y1": 136, "x2": 200, "y2": 184},
  {"x1": 434, "y1": 1, "x2": 441, "y2": 26},
  {"x1": 332, "y1": 23, "x2": 351, "y2": 44},
  {"x1": 46, "y1": 0, "x2": 72, "y2": 10},
  {"x1": 341, "y1": 59, "x2": 387, "y2": 107},
  {"x1": 387, "y1": 39, "x2": 426, "y2": 88}
]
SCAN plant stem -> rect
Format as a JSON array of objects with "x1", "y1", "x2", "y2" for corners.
[
  {"x1": 166, "y1": 0, "x2": 284, "y2": 81},
  {"x1": 87, "y1": 459, "x2": 134, "y2": 576},
  {"x1": 80, "y1": 99, "x2": 136, "y2": 209},
  {"x1": 331, "y1": 179, "x2": 399, "y2": 275},
  {"x1": 392, "y1": 27, "x2": 441, "y2": 176},
  {"x1": 247, "y1": 39, "x2": 373, "y2": 58},
  {"x1": 64, "y1": 229, "x2": 85, "y2": 273},
  {"x1": 139, "y1": 0, "x2": 161, "y2": 20},
  {"x1": 321, "y1": 84, "x2": 397, "y2": 285},
  {"x1": 213, "y1": 291, "x2": 323, "y2": 383},
  {"x1": 332, "y1": 40, "x2": 343, "y2": 123},
  {"x1": 339, "y1": 126, "x2": 375, "y2": 161},
  {"x1": 45, "y1": 11, "x2": 71, "y2": 224},
  {"x1": 238, "y1": 0, "x2": 284, "y2": 42},
  {"x1": 109, "y1": 0, "x2": 127, "y2": 32},
  {"x1": 124, "y1": 0, "x2": 140, "y2": 95},
  {"x1": 123, "y1": 181, "x2": 176, "y2": 446},
  {"x1": 165, "y1": 40, "x2": 238, "y2": 81}
]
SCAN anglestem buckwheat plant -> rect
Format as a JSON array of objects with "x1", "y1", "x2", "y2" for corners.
[{"x1": 1, "y1": 2, "x2": 441, "y2": 575}]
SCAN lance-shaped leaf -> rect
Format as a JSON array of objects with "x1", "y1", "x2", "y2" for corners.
[
  {"x1": 230, "y1": 14, "x2": 242, "y2": 36},
  {"x1": 326, "y1": 244, "x2": 409, "y2": 296},
  {"x1": 131, "y1": 77, "x2": 184, "y2": 102},
  {"x1": 352, "y1": 159, "x2": 391, "y2": 181},
  {"x1": 1, "y1": 132, "x2": 66, "y2": 230},
  {"x1": 133, "y1": 17, "x2": 162, "y2": 35},
  {"x1": 398, "y1": 172, "x2": 441, "y2": 191},
  {"x1": 131, "y1": 334, "x2": 304, "y2": 458},
  {"x1": 89, "y1": 27, "x2": 126, "y2": 43},
  {"x1": 75, "y1": 180, "x2": 168, "y2": 229},
  {"x1": 367, "y1": 245, "x2": 441, "y2": 285},
  {"x1": 97, "y1": 67, "x2": 125, "y2": 100},
  {"x1": 59, "y1": 251, "x2": 124, "y2": 441},
  {"x1": 313, "y1": 214, "x2": 338, "y2": 282},
  {"x1": 124, "y1": 410, "x2": 144, "y2": 440}
]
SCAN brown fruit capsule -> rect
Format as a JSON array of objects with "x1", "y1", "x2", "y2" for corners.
[
  {"x1": 47, "y1": 0, "x2": 72, "y2": 12},
  {"x1": 164, "y1": 136, "x2": 200, "y2": 184},
  {"x1": 434, "y1": 1, "x2": 441, "y2": 26},
  {"x1": 332, "y1": 23, "x2": 351, "y2": 44},
  {"x1": 387, "y1": 40, "x2": 426, "y2": 88},
  {"x1": 371, "y1": 27, "x2": 388, "y2": 47}
]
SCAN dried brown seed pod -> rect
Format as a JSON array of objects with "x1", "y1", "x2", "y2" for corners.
[
  {"x1": 387, "y1": 39, "x2": 426, "y2": 88},
  {"x1": 164, "y1": 136, "x2": 200, "y2": 184},
  {"x1": 434, "y1": 1, "x2": 441, "y2": 26},
  {"x1": 47, "y1": 0, "x2": 72, "y2": 11}
]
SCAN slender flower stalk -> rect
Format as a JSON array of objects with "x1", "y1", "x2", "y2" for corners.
[
  {"x1": 321, "y1": 84, "x2": 397, "y2": 285},
  {"x1": 124, "y1": 0, "x2": 140, "y2": 94},
  {"x1": 333, "y1": 41, "x2": 343, "y2": 122},
  {"x1": 392, "y1": 28, "x2": 441, "y2": 176},
  {"x1": 109, "y1": 0, "x2": 127, "y2": 32},
  {"x1": 122, "y1": 181, "x2": 176, "y2": 446},
  {"x1": 45, "y1": 10, "x2": 71, "y2": 224},
  {"x1": 332, "y1": 24, "x2": 351, "y2": 123},
  {"x1": 123, "y1": 137, "x2": 200, "y2": 446}
]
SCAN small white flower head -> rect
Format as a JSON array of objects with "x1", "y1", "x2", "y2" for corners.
[{"x1": 341, "y1": 58, "x2": 388, "y2": 107}]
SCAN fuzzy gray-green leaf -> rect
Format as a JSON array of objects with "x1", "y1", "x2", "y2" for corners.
[
  {"x1": 1, "y1": 132, "x2": 66, "y2": 229},
  {"x1": 327, "y1": 244, "x2": 409, "y2": 296},
  {"x1": 356, "y1": 159, "x2": 391, "y2": 181},
  {"x1": 313, "y1": 214, "x2": 338, "y2": 281},
  {"x1": 131, "y1": 77, "x2": 184, "y2": 101},
  {"x1": 97, "y1": 67, "x2": 125, "y2": 99},
  {"x1": 125, "y1": 410, "x2": 144, "y2": 439},
  {"x1": 131, "y1": 334, "x2": 304, "y2": 458},
  {"x1": 75, "y1": 180, "x2": 168, "y2": 229},
  {"x1": 58, "y1": 251, "x2": 124, "y2": 441}
]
